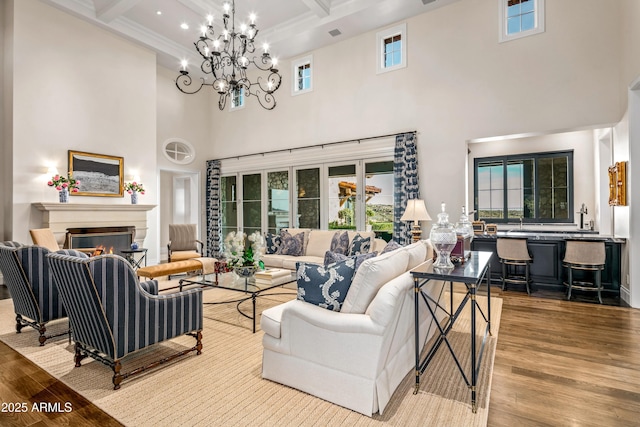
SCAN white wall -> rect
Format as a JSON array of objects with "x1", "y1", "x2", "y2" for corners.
[
  {"x1": 467, "y1": 129, "x2": 597, "y2": 229},
  {"x1": 202, "y1": 0, "x2": 623, "y2": 220},
  {"x1": 10, "y1": 0, "x2": 159, "y2": 261},
  {"x1": 156, "y1": 65, "x2": 210, "y2": 254},
  {"x1": 1, "y1": 0, "x2": 13, "y2": 241}
]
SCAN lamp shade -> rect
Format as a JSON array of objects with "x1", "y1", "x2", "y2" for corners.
[{"x1": 400, "y1": 199, "x2": 432, "y2": 222}]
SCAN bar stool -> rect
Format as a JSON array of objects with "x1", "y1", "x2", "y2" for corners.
[
  {"x1": 496, "y1": 238, "x2": 532, "y2": 295},
  {"x1": 563, "y1": 240, "x2": 606, "y2": 304}
]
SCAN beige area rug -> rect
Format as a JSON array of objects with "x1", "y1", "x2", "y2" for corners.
[{"x1": 0, "y1": 282, "x2": 502, "y2": 427}]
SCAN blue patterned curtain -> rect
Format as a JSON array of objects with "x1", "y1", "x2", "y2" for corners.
[
  {"x1": 393, "y1": 132, "x2": 419, "y2": 245},
  {"x1": 206, "y1": 160, "x2": 222, "y2": 258}
]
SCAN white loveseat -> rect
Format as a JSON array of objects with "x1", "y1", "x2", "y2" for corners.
[
  {"x1": 261, "y1": 240, "x2": 445, "y2": 416},
  {"x1": 261, "y1": 229, "x2": 387, "y2": 270}
]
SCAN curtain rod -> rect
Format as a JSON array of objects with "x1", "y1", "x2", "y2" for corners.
[{"x1": 213, "y1": 130, "x2": 417, "y2": 162}]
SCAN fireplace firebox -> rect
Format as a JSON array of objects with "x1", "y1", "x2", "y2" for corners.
[{"x1": 65, "y1": 226, "x2": 136, "y2": 257}]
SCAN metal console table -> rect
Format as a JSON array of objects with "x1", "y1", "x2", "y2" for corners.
[{"x1": 410, "y1": 251, "x2": 492, "y2": 413}]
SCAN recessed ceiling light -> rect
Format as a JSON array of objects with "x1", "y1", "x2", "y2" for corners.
[
  {"x1": 156, "y1": 10, "x2": 162, "y2": 15},
  {"x1": 181, "y1": 22, "x2": 189, "y2": 30}
]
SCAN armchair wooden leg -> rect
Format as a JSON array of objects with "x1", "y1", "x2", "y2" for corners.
[
  {"x1": 113, "y1": 361, "x2": 123, "y2": 390},
  {"x1": 74, "y1": 343, "x2": 87, "y2": 367},
  {"x1": 196, "y1": 330, "x2": 203, "y2": 355},
  {"x1": 38, "y1": 324, "x2": 47, "y2": 346},
  {"x1": 15, "y1": 314, "x2": 24, "y2": 333}
]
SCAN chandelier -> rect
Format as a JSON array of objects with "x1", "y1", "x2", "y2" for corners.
[{"x1": 175, "y1": 0, "x2": 282, "y2": 110}]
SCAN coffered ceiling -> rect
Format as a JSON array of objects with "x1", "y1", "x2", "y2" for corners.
[{"x1": 41, "y1": 0, "x2": 460, "y2": 71}]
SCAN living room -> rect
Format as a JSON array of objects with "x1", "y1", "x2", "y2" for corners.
[{"x1": 1, "y1": 0, "x2": 640, "y2": 425}]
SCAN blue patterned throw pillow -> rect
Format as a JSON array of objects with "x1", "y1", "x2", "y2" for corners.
[
  {"x1": 348, "y1": 234, "x2": 371, "y2": 256},
  {"x1": 264, "y1": 232, "x2": 281, "y2": 254},
  {"x1": 324, "y1": 250, "x2": 378, "y2": 272},
  {"x1": 329, "y1": 231, "x2": 349, "y2": 255},
  {"x1": 277, "y1": 231, "x2": 305, "y2": 256},
  {"x1": 296, "y1": 258, "x2": 357, "y2": 311},
  {"x1": 381, "y1": 240, "x2": 402, "y2": 254}
]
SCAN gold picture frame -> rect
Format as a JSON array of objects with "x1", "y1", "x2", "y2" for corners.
[
  {"x1": 608, "y1": 161, "x2": 627, "y2": 206},
  {"x1": 68, "y1": 150, "x2": 124, "y2": 197}
]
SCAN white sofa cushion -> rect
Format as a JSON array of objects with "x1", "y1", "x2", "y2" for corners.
[
  {"x1": 340, "y1": 249, "x2": 410, "y2": 314},
  {"x1": 306, "y1": 230, "x2": 337, "y2": 257},
  {"x1": 404, "y1": 241, "x2": 428, "y2": 270},
  {"x1": 261, "y1": 300, "x2": 291, "y2": 339},
  {"x1": 282, "y1": 256, "x2": 323, "y2": 270}
]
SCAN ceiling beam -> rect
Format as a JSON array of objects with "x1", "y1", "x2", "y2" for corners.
[
  {"x1": 302, "y1": 0, "x2": 332, "y2": 18},
  {"x1": 95, "y1": 0, "x2": 142, "y2": 23}
]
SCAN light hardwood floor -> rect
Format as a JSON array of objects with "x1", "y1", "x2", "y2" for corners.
[{"x1": 0, "y1": 285, "x2": 638, "y2": 426}]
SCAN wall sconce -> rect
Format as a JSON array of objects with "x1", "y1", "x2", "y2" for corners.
[{"x1": 401, "y1": 199, "x2": 432, "y2": 242}]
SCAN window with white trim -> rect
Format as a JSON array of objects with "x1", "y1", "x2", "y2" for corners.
[
  {"x1": 376, "y1": 23, "x2": 407, "y2": 74},
  {"x1": 231, "y1": 87, "x2": 244, "y2": 110},
  {"x1": 499, "y1": 0, "x2": 545, "y2": 43},
  {"x1": 291, "y1": 55, "x2": 313, "y2": 96},
  {"x1": 162, "y1": 139, "x2": 195, "y2": 165}
]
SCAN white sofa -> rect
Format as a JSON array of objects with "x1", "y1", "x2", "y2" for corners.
[
  {"x1": 261, "y1": 229, "x2": 387, "y2": 270},
  {"x1": 261, "y1": 240, "x2": 446, "y2": 416}
]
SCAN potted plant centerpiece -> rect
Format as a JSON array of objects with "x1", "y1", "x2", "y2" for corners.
[{"x1": 223, "y1": 231, "x2": 265, "y2": 277}]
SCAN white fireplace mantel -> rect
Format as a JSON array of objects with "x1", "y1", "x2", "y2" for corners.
[{"x1": 32, "y1": 203, "x2": 156, "y2": 247}]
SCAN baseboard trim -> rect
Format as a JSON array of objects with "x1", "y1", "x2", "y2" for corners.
[{"x1": 620, "y1": 285, "x2": 631, "y2": 305}]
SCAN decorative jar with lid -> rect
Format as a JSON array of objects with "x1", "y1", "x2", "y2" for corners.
[{"x1": 429, "y1": 203, "x2": 457, "y2": 269}]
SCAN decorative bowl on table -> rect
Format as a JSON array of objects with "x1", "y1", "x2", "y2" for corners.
[{"x1": 234, "y1": 265, "x2": 257, "y2": 278}]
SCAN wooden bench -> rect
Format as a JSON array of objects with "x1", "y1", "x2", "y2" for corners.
[{"x1": 137, "y1": 258, "x2": 224, "y2": 280}]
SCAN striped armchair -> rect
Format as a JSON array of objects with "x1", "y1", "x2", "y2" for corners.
[
  {"x1": 168, "y1": 224, "x2": 203, "y2": 262},
  {"x1": 0, "y1": 242, "x2": 85, "y2": 345},
  {"x1": 46, "y1": 253, "x2": 203, "y2": 390}
]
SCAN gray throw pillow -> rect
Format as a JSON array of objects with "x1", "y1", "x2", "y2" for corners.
[
  {"x1": 296, "y1": 258, "x2": 357, "y2": 311},
  {"x1": 324, "y1": 250, "x2": 378, "y2": 272},
  {"x1": 329, "y1": 230, "x2": 349, "y2": 255},
  {"x1": 381, "y1": 240, "x2": 402, "y2": 254},
  {"x1": 277, "y1": 231, "x2": 305, "y2": 256}
]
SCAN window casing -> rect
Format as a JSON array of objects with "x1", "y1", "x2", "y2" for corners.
[
  {"x1": 474, "y1": 151, "x2": 573, "y2": 223},
  {"x1": 291, "y1": 55, "x2": 313, "y2": 96},
  {"x1": 231, "y1": 87, "x2": 244, "y2": 110},
  {"x1": 162, "y1": 139, "x2": 195, "y2": 165},
  {"x1": 499, "y1": 0, "x2": 545, "y2": 43},
  {"x1": 376, "y1": 23, "x2": 407, "y2": 74}
]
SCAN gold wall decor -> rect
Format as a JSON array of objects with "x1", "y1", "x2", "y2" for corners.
[{"x1": 608, "y1": 161, "x2": 627, "y2": 206}]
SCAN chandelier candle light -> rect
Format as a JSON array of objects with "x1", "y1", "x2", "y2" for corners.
[{"x1": 175, "y1": 0, "x2": 282, "y2": 110}]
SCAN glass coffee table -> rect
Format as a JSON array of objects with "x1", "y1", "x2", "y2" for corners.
[{"x1": 178, "y1": 271, "x2": 296, "y2": 333}]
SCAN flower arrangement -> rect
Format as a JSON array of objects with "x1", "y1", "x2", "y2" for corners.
[
  {"x1": 223, "y1": 231, "x2": 265, "y2": 269},
  {"x1": 124, "y1": 182, "x2": 145, "y2": 194},
  {"x1": 47, "y1": 174, "x2": 80, "y2": 192}
]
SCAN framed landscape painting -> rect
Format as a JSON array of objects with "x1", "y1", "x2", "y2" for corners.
[{"x1": 68, "y1": 150, "x2": 124, "y2": 197}]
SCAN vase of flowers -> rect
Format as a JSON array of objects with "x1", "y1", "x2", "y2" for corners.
[
  {"x1": 47, "y1": 174, "x2": 80, "y2": 203},
  {"x1": 124, "y1": 182, "x2": 145, "y2": 204},
  {"x1": 223, "y1": 231, "x2": 265, "y2": 277}
]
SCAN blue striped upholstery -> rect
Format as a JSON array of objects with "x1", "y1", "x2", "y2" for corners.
[
  {"x1": 0, "y1": 244, "x2": 69, "y2": 322},
  {"x1": 47, "y1": 253, "x2": 203, "y2": 361}
]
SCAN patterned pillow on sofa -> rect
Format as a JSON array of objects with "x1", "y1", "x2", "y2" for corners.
[
  {"x1": 296, "y1": 258, "x2": 357, "y2": 312},
  {"x1": 277, "y1": 231, "x2": 305, "y2": 256},
  {"x1": 329, "y1": 230, "x2": 349, "y2": 255},
  {"x1": 348, "y1": 233, "x2": 371, "y2": 256},
  {"x1": 324, "y1": 250, "x2": 377, "y2": 272},
  {"x1": 264, "y1": 232, "x2": 281, "y2": 254},
  {"x1": 381, "y1": 240, "x2": 402, "y2": 254}
]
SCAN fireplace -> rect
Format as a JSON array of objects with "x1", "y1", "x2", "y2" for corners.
[{"x1": 65, "y1": 226, "x2": 136, "y2": 257}]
